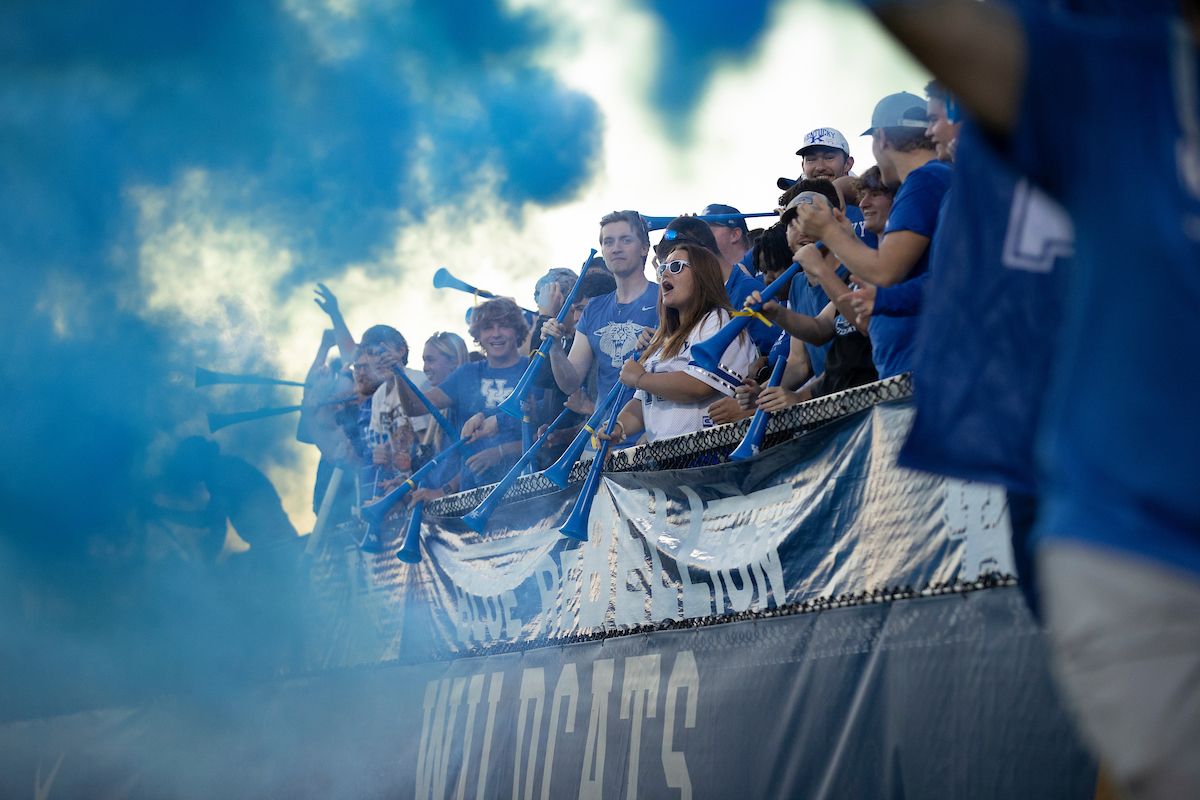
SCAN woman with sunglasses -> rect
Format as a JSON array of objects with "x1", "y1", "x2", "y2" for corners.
[
  {"x1": 599, "y1": 241, "x2": 756, "y2": 446},
  {"x1": 402, "y1": 331, "x2": 469, "y2": 504}
]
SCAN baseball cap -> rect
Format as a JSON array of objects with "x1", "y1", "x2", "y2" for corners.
[
  {"x1": 700, "y1": 203, "x2": 749, "y2": 234},
  {"x1": 777, "y1": 175, "x2": 801, "y2": 191},
  {"x1": 796, "y1": 127, "x2": 850, "y2": 157},
  {"x1": 862, "y1": 92, "x2": 929, "y2": 135}
]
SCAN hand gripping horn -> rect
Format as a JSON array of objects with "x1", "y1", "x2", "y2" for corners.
[
  {"x1": 729, "y1": 355, "x2": 787, "y2": 462},
  {"x1": 195, "y1": 367, "x2": 307, "y2": 388},
  {"x1": 359, "y1": 438, "x2": 469, "y2": 528},
  {"x1": 689, "y1": 260, "x2": 804, "y2": 374},
  {"x1": 641, "y1": 212, "x2": 778, "y2": 232},
  {"x1": 391, "y1": 366, "x2": 458, "y2": 440},
  {"x1": 496, "y1": 249, "x2": 595, "y2": 420},
  {"x1": 206, "y1": 395, "x2": 356, "y2": 433},
  {"x1": 541, "y1": 351, "x2": 641, "y2": 489},
  {"x1": 559, "y1": 386, "x2": 631, "y2": 542},
  {"x1": 396, "y1": 501, "x2": 424, "y2": 564},
  {"x1": 461, "y1": 407, "x2": 575, "y2": 534}
]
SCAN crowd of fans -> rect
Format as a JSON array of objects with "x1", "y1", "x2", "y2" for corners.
[{"x1": 293, "y1": 84, "x2": 958, "y2": 536}]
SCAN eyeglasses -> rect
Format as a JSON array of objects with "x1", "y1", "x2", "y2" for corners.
[
  {"x1": 620, "y1": 210, "x2": 649, "y2": 237},
  {"x1": 657, "y1": 259, "x2": 690, "y2": 277}
]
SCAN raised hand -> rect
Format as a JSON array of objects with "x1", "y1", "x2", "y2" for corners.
[{"x1": 314, "y1": 283, "x2": 341, "y2": 318}]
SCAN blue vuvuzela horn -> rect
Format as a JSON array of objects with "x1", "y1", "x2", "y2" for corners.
[
  {"x1": 730, "y1": 355, "x2": 788, "y2": 462},
  {"x1": 497, "y1": 249, "x2": 596, "y2": 420},
  {"x1": 461, "y1": 407, "x2": 575, "y2": 534}
]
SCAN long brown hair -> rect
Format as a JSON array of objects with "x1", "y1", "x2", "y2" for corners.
[{"x1": 642, "y1": 242, "x2": 737, "y2": 361}]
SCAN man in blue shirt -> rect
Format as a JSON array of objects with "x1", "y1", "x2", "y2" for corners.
[
  {"x1": 542, "y1": 211, "x2": 658, "y2": 406},
  {"x1": 395, "y1": 297, "x2": 533, "y2": 493},
  {"x1": 869, "y1": 3, "x2": 1200, "y2": 795},
  {"x1": 796, "y1": 92, "x2": 951, "y2": 379},
  {"x1": 778, "y1": 127, "x2": 879, "y2": 250}
]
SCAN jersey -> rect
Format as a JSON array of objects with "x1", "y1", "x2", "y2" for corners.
[
  {"x1": 438, "y1": 357, "x2": 535, "y2": 491},
  {"x1": 871, "y1": 159, "x2": 953, "y2": 378},
  {"x1": 1006, "y1": 11, "x2": 1200, "y2": 573},
  {"x1": 636, "y1": 309, "x2": 757, "y2": 442},
  {"x1": 900, "y1": 122, "x2": 1072, "y2": 494},
  {"x1": 844, "y1": 204, "x2": 879, "y2": 250},
  {"x1": 577, "y1": 283, "x2": 660, "y2": 401}
]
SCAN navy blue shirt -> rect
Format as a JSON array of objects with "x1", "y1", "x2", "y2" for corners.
[
  {"x1": 900, "y1": 124, "x2": 1072, "y2": 495},
  {"x1": 438, "y1": 358, "x2": 535, "y2": 491},
  {"x1": 869, "y1": 159, "x2": 952, "y2": 379},
  {"x1": 577, "y1": 283, "x2": 659, "y2": 401},
  {"x1": 1005, "y1": 11, "x2": 1200, "y2": 573},
  {"x1": 788, "y1": 264, "x2": 851, "y2": 379}
]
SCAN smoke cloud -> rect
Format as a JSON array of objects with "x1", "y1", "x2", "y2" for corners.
[{"x1": 0, "y1": 0, "x2": 600, "y2": 722}]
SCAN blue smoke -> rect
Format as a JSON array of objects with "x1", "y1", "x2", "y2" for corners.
[
  {"x1": 633, "y1": 0, "x2": 777, "y2": 135},
  {"x1": 0, "y1": 0, "x2": 599, "y2": 719}
]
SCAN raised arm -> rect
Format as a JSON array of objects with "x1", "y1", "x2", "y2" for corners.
[
  {"x1": 314, "y1": 283, "x2": 357, "y2": 358},
  {"x1": 542, "y1": 320, "x2": 596, "y2": 396},
  {"x1": 793, "y1": 211, "x2": 929, "y2": 288},
  {"x1": 873, "y1": 0, "x2": 1026, "y2": 136}
]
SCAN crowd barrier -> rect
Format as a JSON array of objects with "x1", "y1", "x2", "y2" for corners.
[{"x1": 0, "y1": 376, "x2": 1103, "y2": 799}]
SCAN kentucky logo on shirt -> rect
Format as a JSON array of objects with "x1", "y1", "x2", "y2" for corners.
[
  {"x1": 480, "y1": 379, "x2": 513, "y2": 408},
  {"x1": 597, "y1": 321, "x2": 645, "y2": 368}
]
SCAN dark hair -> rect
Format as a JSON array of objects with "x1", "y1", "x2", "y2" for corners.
[
  {"x1": 586, "y1": 255, "x2": 610, "y2": 274},
  {"x1": 359, "y1": 325, "x2": 408, "y2": 364},
  {"x1": 752, "y1": 223, "x2": 793, "y2": 278},
  {"x1": 467, "y1": 297, "x2": 530, "y2": 345},
  {"x1": 655, "y1": 217, "x2": 722, "y2": 261},
  {"x1": 878, "y1": 127, "x2": 936, "y2": 153},
  {"x1": 851, "y1": 165, "x2": 897, "y2": 198},
  {"x1": 747, "y1": 228, "x2": 765, "y2": 248},
  {"x1": 778, "y1": 178, "x2": 842, "y2": 212},
  {"x1": 924, "y1": 79, "x2": 947, "y2": 102},
  {"x1": 646, "y1": 242, "x2": 739, "y2": 361},
  {"x1": 579, "y1": 270, "x2": 617, "y2": 299},
  {"x1": 598, "y1": 210, "x2": 650, "y2": 249}
]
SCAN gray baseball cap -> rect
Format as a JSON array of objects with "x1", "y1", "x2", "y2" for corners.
[{"x1": 862, "y1": 92, "x2": 929, "y2": 135}]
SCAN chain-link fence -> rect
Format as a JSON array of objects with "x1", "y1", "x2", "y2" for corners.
[{"x1": 427, "y1": 372, "x2": 913, "y2": 517}]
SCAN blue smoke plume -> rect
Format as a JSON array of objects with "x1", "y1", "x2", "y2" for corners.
[{"x1": 0, "y1": 0, "x2": 599, "y2": 720}]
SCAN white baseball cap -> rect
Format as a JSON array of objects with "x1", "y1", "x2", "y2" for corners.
[{"x1": 796, "y1": 127, "x2": 850, "y2": 157}]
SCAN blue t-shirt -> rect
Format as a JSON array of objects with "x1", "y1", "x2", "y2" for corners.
[
  {"x1": 787, "y1": 264, "x2": 851, "y2": 379},
  {"x1": 845, "y1": 204, "x2": 879, "y2": 250},
  {"x1": 899, "y1": 123, "x2": 1072, "y2": 494},
  {"x1": 1005, "y1": 11, "x2": 1200, "y2": 573},
  {"x1": 870, "y1": 159, "x2": 952, "y2": 379},
  {"x1": 577, "y1": 283, "x2": 660, "y2": 401},
  {"x1": 438, "y1": 357, "x2": 535, "y2": 491},
  {"x1": 725, "y1": 265, "x2": 776, "y2": 356}
]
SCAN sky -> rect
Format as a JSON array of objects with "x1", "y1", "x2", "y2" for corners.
[
  {"x1": 196, "y1": 0, "x2": 930, "y2": 534},
  {"x1": 0, "y1": 0, "x2": 927, "y2": 626}
]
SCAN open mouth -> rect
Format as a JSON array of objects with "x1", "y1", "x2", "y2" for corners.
[{"x1": 661, "y1": 276, "x2": 675, "y2": 296}]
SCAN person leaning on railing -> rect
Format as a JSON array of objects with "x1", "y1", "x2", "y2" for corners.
[{"x1": 598, "y1": 240, "x2": 756, "y2": 447}]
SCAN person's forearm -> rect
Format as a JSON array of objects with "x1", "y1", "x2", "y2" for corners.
[
  {"x1": 809, "y1": 263, "x2": 860, "y2": 325},
  {"x1": 821, "y1": 225, "x2": 900, "y2": 286},
  {"x1": 637, "y1": 369, "x2": 715, "y2": 404},
  {"x1": 324, "y1": 312, "x2": 355, "y2": 360},
  {"x1": 774, "y1": 308, "x2": 832, "y2": 346},
  {"x1": 548, "y1": 341, "x2": 584, "y2": 395},
  {"x1": 783, "y1": 344, "x2": 813, "y2": 390}
]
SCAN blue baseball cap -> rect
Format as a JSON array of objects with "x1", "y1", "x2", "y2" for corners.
[
  {"x1": 700, "y1": 203, "x2": 749, "y2": 234},
  {"x1": 862, "y1": 91, "x2": 929, "y2": 135}
]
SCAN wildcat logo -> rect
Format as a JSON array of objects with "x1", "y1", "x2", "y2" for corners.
[
  {"x1": 598, "y1": 321, "x2": 645, "y2": 368},
  {"x1": 480, "y1": 379, "x2": 512, "y2": 408}
]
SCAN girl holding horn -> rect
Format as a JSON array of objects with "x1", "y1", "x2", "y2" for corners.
[{"x1": 599, "y1": 240, "x2": 756, "y2": 446}]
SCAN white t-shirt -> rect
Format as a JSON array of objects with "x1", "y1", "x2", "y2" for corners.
[
  {"x1": 371, "y1": 367, "x2": 431, "y2": 442},
  {"x1": 635, "y1": 309, "x2": 756, "y2": 442}
]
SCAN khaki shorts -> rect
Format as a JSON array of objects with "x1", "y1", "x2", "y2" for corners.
[{"x1": 1038, "y1": 541, "x2": 1200, "y2": 800}]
